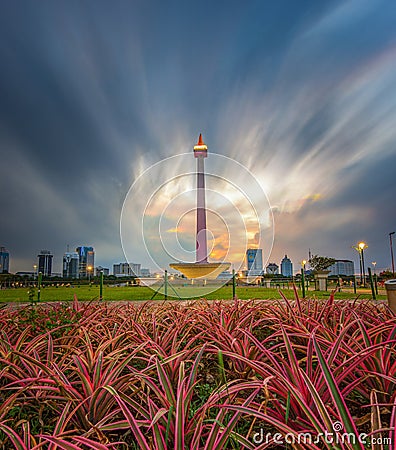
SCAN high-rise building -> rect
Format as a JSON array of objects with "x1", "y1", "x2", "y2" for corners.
[
  {"x1": 113, "y1": 262, "x2": 141, "y2": 277},
  {"x1": 63, "y1": 252, "x2": 79, "y2": 278},
  {"x1": 0, "y1": 247, "x2": 10, "y2": 273},
  {"x1": 266, "y1": 263, "x2": 279, "y2": 275},
  {"x1": 76, "y1": 246, "x2": 95, "y2": 278},
  {"x1": 280, "y1": 255, "x2": 293, "y2": 277},
  {"x1": 130, "y1": 263, "x2": 141, "y2": 276},
  {"x1": 38, "y1": 250, "x2": 53, "y2": 276},
  {"x1": 328, "y1": 260, "x2": 354, "y2": 276},
  {"x1": 140, "y1": 268, "x2": 151, "y2": 277},
  {"x1": 95, "y1": 266, "x2": 109, "y2": 276},
  {"x1": 246, "y1": 249, "x2": 263, "y2": 276}
]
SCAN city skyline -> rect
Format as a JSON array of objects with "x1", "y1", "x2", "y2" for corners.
[
  {"x1": 0, "y1": 244, "x2": 372, "y2": 279},
  {"x1": 1, "y1": 1, "x2": 396, "y2": 274}
]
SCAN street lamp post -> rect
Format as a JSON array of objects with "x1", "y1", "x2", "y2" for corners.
[
  {"x1": 353, "y1": 242, "x2": 368, "y2": 287},
  {"x1": 301, "y1": 260, "x2": 307, "y2": 298},
  {"x1": 87, "y1": 266, "x2": 93, "y2": 284},
  {"x1": 359, "y1": 242, "x2": 368, "y2": 287},
  {"x1": 353, "y1": 244, "x2": 362, "y2": 285},
  {"x1": 358, "y1": 253, "x2": 363, "y2": 285},
  {"x1": 390, "y1": 232, "x2": 395, "y2": 277}
]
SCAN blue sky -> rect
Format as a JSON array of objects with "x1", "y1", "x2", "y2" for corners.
[{"x1": 1, "y1": 0, "x2": 396, "y2": 274}]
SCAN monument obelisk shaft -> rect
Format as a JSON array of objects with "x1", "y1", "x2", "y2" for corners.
[
  {"x1": 194, "y1": 134, "x2": 208, "y2": 263},
  {"x1": 169, "y1": 135, "x2": 230, "y2": 280}
]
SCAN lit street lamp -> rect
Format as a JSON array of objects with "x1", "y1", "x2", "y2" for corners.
[
  {"x1": 353, "y1": 242, "x2": 368, "y2": 286},
  {"x1": 87, "y1": 266, "x2": 93, "y2": 284},
  {"x1": 390, "y1": 232, "x2": 395, "y2": 277},
  {"x1": 33, "y1": 264, "x2": 37, "y2": 281},
  {"x1": 301, "y1": 260, "x2": 307, "y2": 297}
]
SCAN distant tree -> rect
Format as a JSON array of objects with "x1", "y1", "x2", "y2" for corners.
[
  {"x1": 309, "y1": 255, "x2": 336, "y2": 272},
  {"x1": 379, "y1": 271, "x2": 394, "y2": 280},
  {"x1": 262, "y1": 273, "x2": 274, "y2": 279}
]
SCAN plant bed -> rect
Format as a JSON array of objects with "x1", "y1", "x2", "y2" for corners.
[{"x1": 0, "y1": 292, "x2": 395, "y2": 449}]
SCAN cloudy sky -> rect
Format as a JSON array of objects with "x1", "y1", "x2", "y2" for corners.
[{"x1": 1, "y1": 0, "x2": 396, "y2": 274}]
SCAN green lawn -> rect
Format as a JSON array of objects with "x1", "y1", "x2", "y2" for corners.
[{"x1": 0, "y1": 283, "x2": 386, "y2": 302}]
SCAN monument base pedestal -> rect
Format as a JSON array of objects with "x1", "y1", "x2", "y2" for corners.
[{"x1": 169, "y1": 262, "x2": 230, "y2": 279}]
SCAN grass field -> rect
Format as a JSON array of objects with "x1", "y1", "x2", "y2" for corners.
[{"x1": 0, "y1": 283, "x2": 387, "y2": 302}]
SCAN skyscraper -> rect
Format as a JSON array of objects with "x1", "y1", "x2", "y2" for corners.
[
  {"x1": 0, "y1": 247, "x2": 10, "y2": 273},
  {"x1": 113, "y1": 262, "x2": 141, "y2": 277},
  {"x1": 281, "y1": 255, "x2": 293, "y2": 277},
  {"x1": 76, "y1": 246, "x2": 95, "y2": 278},
  {"x1": 246, "y1": 249, "x2": 263, "y2": 276},
  {"x1": 63, "y1": 252, "x2": 79, "y2": 278},
  {"x1": 95, "y1": 266, "x2": 109, "y2": 276},
  {"x1": 266, "y1": 263, "x2": 279, "y2": 275},
  {"x1": 328, "y1": 260, "x2": 354, "y2": 276},
  {"x1": 37, "y1": 250, "x2": 53, "y2": 276}
]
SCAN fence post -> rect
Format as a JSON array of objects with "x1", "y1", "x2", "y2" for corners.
[
  {"x1": 99, "y1": 271, "x2": 103, "y2": 301},
  {"x1": 164, "y1": 270, "x2": 168, "y2": 301},
  {"x1": 368, "y1": 267, "x2": 376, "y2": 300},
  {"x1": 37, "y1": 272, "x2": 42, "y2": 302}
]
